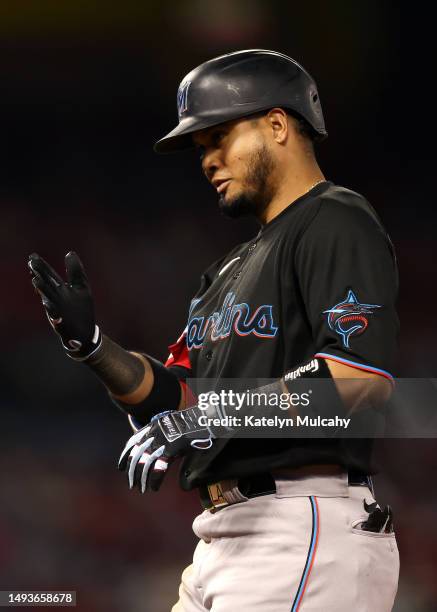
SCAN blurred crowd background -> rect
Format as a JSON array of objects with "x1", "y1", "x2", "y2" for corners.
[{"x1": 1, "y1": 1, "x2": 436, "y2": 610}]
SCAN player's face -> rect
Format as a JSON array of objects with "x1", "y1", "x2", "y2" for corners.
[{"x1": 193, "y1": 117, "x2": 277, "y2": 219}]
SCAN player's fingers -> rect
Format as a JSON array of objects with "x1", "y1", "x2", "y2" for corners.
[
  {"x1": 31, "y1": 274, "x2": 59, "y2": 306},
  {"x1": 65, "y1": 251, "x2": 89, "y2": 288},
  {"x1": 148, "y1": 456, "x2": 170, "y2": 492},
  {"x1": 28, "y1": 253, "x2": 64, "y2": 288},
  {"x1": 140, "y1": 445, "x2": 165, "y2": 493},
  {"x1": 118, "y1": 427, "x2": 151, "y2": 471},
  {"x1": 32, "y1": 276, "x2": 63, "y2": 325},
  {"x1": 128, "y1": 438, "x2": 154, "y2": 488}
]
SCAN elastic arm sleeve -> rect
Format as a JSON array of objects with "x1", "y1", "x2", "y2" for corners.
[
  {"x1": 86, "y1": 334, "x2": 146, "y2": 395},
  {"x1": 85, "y1": 334, "x2": 182, "y2": 426}
]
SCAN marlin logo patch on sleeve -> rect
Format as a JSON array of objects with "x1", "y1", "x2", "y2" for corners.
[{"x1": 322, "y1": 290, "x2": 382, "y2": 348}]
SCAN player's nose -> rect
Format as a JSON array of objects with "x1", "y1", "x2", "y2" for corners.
[{"x1": 202, "y1": 149, "x2": 223, "y2": 182}]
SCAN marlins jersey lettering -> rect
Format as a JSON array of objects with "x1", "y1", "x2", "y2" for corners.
[{"x1": 165, "y1": 181, "x2": 399, "y2": 490}]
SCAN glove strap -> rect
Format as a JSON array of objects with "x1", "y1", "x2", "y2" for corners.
[
  {"x1": 64, "y1": 324, "x2": 102, "y2": 361},
  {"x1": 156, "y1": 406, "x2": 213, "y2": 443}
]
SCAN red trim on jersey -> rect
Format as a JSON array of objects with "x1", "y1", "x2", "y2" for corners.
[
  {"x1": 165, "y1": 330, "x2": 197, "y2": 407},
  {"x1": 165, "y1": 330, "x2": 191, "y2": 370},
  {"x1": 315, "y1": 353, "x2": 394, "y2": 384}
]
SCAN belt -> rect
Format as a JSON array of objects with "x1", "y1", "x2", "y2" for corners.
[{"x1": 199, "y1": 470, "x2": 374, "y2": 512}]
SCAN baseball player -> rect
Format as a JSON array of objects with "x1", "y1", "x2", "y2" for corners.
[{"x1": 29, "y1": 50, "x2": 399, "y2": 611}]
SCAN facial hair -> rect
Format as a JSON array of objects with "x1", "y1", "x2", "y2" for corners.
[{"x1": 218, "y1": 142, "x2": 276, "y2": 220}]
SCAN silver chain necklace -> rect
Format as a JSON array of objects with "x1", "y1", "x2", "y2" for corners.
[{"x1": 306, "y1": 178, "x2": 326, "y2": 194}]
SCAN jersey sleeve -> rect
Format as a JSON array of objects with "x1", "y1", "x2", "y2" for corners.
[{"x1": 294, "y1": 195, "x2": 399, "y2": 380}]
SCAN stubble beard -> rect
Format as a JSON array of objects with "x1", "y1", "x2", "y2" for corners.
[{"x1": 218, "y1": 143, "x2": 276, "y2": 220}]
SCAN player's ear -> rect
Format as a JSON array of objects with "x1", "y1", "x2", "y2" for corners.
[{"x1": 266, "y1": 108, "x2": 288, "y2": 145}]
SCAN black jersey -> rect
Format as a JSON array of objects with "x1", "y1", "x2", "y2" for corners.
[{"x1": 166, "y1": 181, "x2": 399, "y2": 490}]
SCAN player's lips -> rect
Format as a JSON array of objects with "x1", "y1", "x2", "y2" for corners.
[{"x1": 212, "y1": 178, "x2": 232, "y2": 193}]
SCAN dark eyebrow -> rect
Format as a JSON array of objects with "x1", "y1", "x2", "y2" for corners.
[
  {"x1": 194, "y1": 127, "x2": 227, "y2": 159},
  {"x1": 211, "y1": 127, "x2": 227, "y2": 137},
  {"x1": 203, "y1": 126, "x2": 228, "y2": 143}
]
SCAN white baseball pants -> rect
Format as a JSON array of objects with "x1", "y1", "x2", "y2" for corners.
[{"x1": 171, "y1": 472, "x2": 399, "y2": 612}]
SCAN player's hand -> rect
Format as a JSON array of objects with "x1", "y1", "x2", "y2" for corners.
[
  {"x1": 118, "y1": 407, "x2": 214, "y2": 493},
  {"x1": 28, "y1": 251, "x2": 101, "y2": 361}
]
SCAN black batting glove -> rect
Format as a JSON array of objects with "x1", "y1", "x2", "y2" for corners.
[
  {"x1": 28, "y1": 251, "x2": 101, "y2": 361},
  {"x1": 118, "y1": 406, "x2": 214, "y2": 493}
]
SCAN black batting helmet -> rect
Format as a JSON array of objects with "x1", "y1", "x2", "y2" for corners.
[{"x1": 154, "y1": 49, "x2": 327, "y2": 154}]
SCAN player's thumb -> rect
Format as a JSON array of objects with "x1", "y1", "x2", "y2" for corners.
[{"x1": 65, "y1": 251, "x2": 89, "y2": 288}]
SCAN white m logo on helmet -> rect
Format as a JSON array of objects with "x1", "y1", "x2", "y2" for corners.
[{"x1": 177, "y1": 81, "x2": 191, "y2": 118}]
